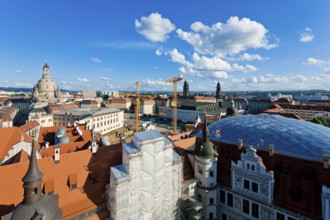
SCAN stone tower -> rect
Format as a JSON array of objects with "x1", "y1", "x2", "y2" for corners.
[
  {"x1": 194, "y1": 118, "x2": 218, "y2": 219},
  {"x1": 10, "y1": 139, "x2": 62, "y2": 220},
  {"x1": 183, "y1": 80, "x2": 189, "y2": 97},
  {"x1": 215, "y1": 80, "x2": 221, "y2": 100}
]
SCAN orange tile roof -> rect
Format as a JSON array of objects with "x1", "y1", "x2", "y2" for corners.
[
  {"x1": 10, "y1": 149, "x2": 30, "y2": 164},
  {"x1": 168, "y1": 131, "x2": 192, "y2": 142},
  {"x1": 19, "y1": 120, "x2": 40, "y2": 133},
  {"x1": 0, "y1": 127, "x2": 34, "y2": 161},
  {"x1": 0, "y1": 143, "x2": 122, "y2": 218},
  {"x1": 173, "y1": 136, "x2": 197, "y2": 150}
]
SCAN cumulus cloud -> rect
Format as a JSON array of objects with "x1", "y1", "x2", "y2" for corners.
[
  {"x1": 76, "y1": 77, "x2": 89, "y2": 82},
  {"x1": 90, "y1": 57, "x2": 101, "y2": 63},
  {"x1": 167, "y1": 48, "x2": 257, "y2": 79},
  {"x1": 228, "y1": 53, "x2": 268, "y2": 62},
  {"x1": 16, "y1": 70, "x2": 22, "y2": 73},
  {"x1": 305, "y1": 57, "x2": 324, "y2": 65},
  {"x1": 100, "y1": 76, "x2": 111, "y2": 80},
  {"x1": 176, "y1": 16, "x2": 277, "y2": 56},
  {"x1": 135, "y1": 12, "x2": 175, "y2": 42},
  {"x1": 61, "y1": 81, "x2": 74, "y2": 85},
  {"x1": 299, "y1": 27, "x2": 314, "y2": 43},
  {"x1": 305, "y1": 57, "x2": 330, "y2": 73}
]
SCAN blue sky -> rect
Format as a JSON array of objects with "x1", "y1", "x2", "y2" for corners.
[{"x1": 1, "y1": 0, "x2": 330, "y2": 92}]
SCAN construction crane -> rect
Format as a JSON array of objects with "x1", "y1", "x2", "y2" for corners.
[
  {"x1": 135, "y1": 81, "x2": 140, "y2": 133},
  {"x1": 165, "y1": 75, "x2": 184, "y2": 135}
]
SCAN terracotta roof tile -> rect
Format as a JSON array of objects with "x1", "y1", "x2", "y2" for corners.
[
  {"x1": 0, "y1": 143, "x2": 122, "y2": 218},
  {"x1": 10, "y1": 149, "x2": 30, "y2": 164},
  {"x1": 19, "y1": 120, "x2": 40, "y2": 133},
  {"x1": 0, "y1": 127, "x2": 34, "y2": 161}
]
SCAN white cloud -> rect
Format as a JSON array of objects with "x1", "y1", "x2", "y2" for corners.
[
  {"x1": 61, "y1": 81, "x2": 74, "y2": 85},
  {"x1": 140, "y1": 78, "x2": 172, "y2": 90},
  {"x1": 16, "y1": 82, "x2": 33, "y2": 87},
  {"x1": 155, "y1": 46, "x2": 163, "y2": 56},
  {"x1": 231, "y1": 53, "x2": 268, "y2": 62},
  {"x1": 305, "y1": 57, "x2": 330, "y2": 73},
  {"x1": 299, "y1": 27, "x2": 314, "y2": 43},
  {"x1": 135, "y1": 12, "x2": 175, "y2": 42},
  {"x1": 16, "y1": 70, "x2": 22, "y2": 73},
  {"x1": 90, "y1": 57, "x2": 101, "y2": 63},
  {"x1": 291, "y1": 75, "x2": 308, "y2": 82},
  {"x1": 167, "y1": 48, "x2": 257, "y2": 79},
  {"x1": 176, "y1": 16, "x2": 277, "y2": 56},
  {"x1": 76, "y1": 77, "x2": 89, "y2": 82},
  {"x1": 100, "y1": 76, "x2": 111, "y2": 80}
]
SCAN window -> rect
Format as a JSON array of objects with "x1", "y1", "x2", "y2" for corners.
[
  {"x1": 221, "y1": 213, "x2": 227, "y2": 220},
  {"x1": 210, "y1": 198, "x2": 214, "y2": 205},
  {"x1": 243, "y1": 199, "x2": 249, "y2": 214},
  {"x1": 291, "y1": 185, "x2": 301, "y2": 202},
  {"x1": 209, "y1": 213, "x2": 213, "y2": 219},
  {"x1": 252, "y1": 182, "x2": 258, "y2": 193},
  {"x1": 251, "y1": 202, "x2": 259, "y2": 218},
  {"x1": 220, "y1": 190, "x2": 226, "y2": 203},
  {"x1": 244, "y1": 179, "x2": 250, "y2": 190},
  {"x1": 70, "y1": 183, "x2": 77, "y2": 190},
  {"x1": 288, "y1": 217, "x2": 296, "y2": 220},
  {"x1": 210, "y1": 171, "x2": 214, "y2": 177},
  {"x1": 276, "y1": 213, "x2": 285, "y2": 220},
  {"x1": 251, "y1": 165, "x2": 255, "y2": 171},
  {"x1": 227, "y1": 193, "x2": 233, "y2": 207},
  {"x1": 246, "y1": 163, "x2": 250, "y2": 170}
]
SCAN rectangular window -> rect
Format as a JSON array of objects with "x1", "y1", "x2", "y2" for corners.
[
  {"x1": 252, "y1": 182, "x2": 258, "y2": 193},
  {"x1": 276, "y1": 213, "x2": 285, "y2": 220},
  {"x1": 209, "y1": 213, "x2": 213, "y2": 219},
  {"x1": 244, "y1": 179, "x2": 250, "y2": 190},
  {"x1": 243, "y1": 199, "x2": 249, "y2": 214},
  {"x1": 251, "y1": 202, "x2": 259, "y2": 218},
  {"x1": 288, "y1": 217, "x2": 296, "y2": 220},
  {"x1": 210, "y1": 198, "x2": 214, "y2": 205},
  {"x1": 227, "y1": 193, "x2": 233, "y2": 207},
  {"x1": 221, "y1": 213, "x2": 227, "y2": 220},
  {"x1": 220, "y1": 190, "x2": 226, "y2": 203},
  {"x1": 210, "y1": 171, "x2": 214, "y2": 177}
]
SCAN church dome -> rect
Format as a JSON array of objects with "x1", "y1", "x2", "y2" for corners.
[{"x1": 58, "y1": 135, "x2": 70, "y2": 144}]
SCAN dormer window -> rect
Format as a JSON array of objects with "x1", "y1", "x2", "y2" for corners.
[{"x1": 68, "y1": 174, "x2": 78, "y2": 191}]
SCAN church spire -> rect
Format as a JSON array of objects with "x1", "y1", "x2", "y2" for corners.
[
  {"x1": 183, "y1": 80, "x2": 189, "y2": 97},
  {"x1": 202, "y1": 115, "x2": 209, "y2": 142},
  {"x1": 22, "y1": 138, "x2": 43, "y2": 204},
  {"x1": 216, "y1": 79, "x2": 221, "y2": 99}
]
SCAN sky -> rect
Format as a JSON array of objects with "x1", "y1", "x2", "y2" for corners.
[{"x1": 0, "y1": 0, "x2": 330, "y2": 92}]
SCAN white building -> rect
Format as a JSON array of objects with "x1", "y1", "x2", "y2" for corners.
[
  {"x1": 28, "y1": 107, "x2": 54, "y2": 127},
  {"x1": 107, "y1": 130, "x2": 182, "y2": 220},
  {"x1": 82, "y1": 90, "x2": 97, "y2": 99},
  {"x1": 53, "y1": 107, "x2": 124, "y2": 135},
  {"x1": 103, "y1": 90, "x2": 119, "y2": 97}
]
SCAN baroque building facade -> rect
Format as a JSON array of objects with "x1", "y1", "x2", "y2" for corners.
[{"x1": 32, "y1": 63, "x2": 61, "y2": 103}]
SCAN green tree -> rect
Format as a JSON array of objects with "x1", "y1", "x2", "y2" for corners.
[{"x1": 310, "y1": 116, "x2": 328, "y2": 126}]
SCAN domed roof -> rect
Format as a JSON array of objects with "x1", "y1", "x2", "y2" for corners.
[
  {"x1": 194, "y1": 114, "x2": 330, "y2": 162},
  {"x1": 11, "y1": 195, "x2": 62, "y2": 220},
  {"x1": 194, "y1": 119, "x2": 216, "y2": 159}
]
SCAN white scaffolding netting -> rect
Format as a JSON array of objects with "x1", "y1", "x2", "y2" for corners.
[{"x1": 108, "y1": 131, "x2": 182, "y2": 220}]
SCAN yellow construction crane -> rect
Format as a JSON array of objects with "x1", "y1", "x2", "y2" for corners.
[
  {"x1": 135, "y1": 81, "x2": 140, "y2": 133},
  {"x1": 165, "y1": 75, "x2": 184, "y2": 135}
]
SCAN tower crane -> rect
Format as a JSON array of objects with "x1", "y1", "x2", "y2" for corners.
[
  {"x1": 165, "y1": 75, "x2": 184, "y2": 135},
  {"x1": 135, "y1": 81, "x2": 140, "y2": 133}
]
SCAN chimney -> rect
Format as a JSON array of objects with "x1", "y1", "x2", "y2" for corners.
[
  {"x1": 90, "y1": 140, "x2": 98, "y2": 154},
  {"x1": 323, "y1": 154, "x2": 329, "y2": 169},
  {"x1": 237, "y1": 139, "x2": 243, "y2": 150},
  {"x1": 54, "y1": 145, "x2": 60, "y2": 163},
  {"x1": 268, "y1": 144, "x2": 275, "y2": 157},
  {"x1": 45, "y1": 142, "x2": 49, "y2": 149}
]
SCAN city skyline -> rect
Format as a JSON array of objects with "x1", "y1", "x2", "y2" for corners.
[{"x1": 1, "y1": 0, "x2": 330, "y2": 92}]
